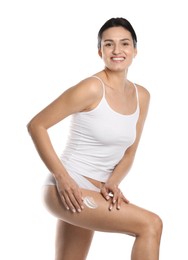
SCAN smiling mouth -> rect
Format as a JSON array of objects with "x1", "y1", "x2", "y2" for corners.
[{"x1": 111, "y1": 57, "x2": 125, "y2": 61}]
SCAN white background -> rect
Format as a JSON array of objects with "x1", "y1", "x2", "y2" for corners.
[{"x1": 1, "y1": 0, "x2": 188, "y2": 259}]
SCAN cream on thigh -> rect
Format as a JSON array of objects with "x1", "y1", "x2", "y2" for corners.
[{"x1": 42, "y1": 185, "x2": 160, "y2": 237}]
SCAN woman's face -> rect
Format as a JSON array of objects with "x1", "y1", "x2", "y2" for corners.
[{"x1": 98, "y1": 26, "x2": 137, "y2": 72}]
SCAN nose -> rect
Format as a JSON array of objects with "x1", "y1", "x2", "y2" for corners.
[{"x1": 112, "y1": 43, "x2": 122, "y2": 54}]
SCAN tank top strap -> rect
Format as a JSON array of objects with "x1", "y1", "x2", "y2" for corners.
[
  {"x1": 91, "y1": 75, "x2": 105, "y2": 97},
  {"x1": 91, "y1": 76, "x2": 139, "y2": 110},
  {"x1": 133, "y1": 83, "x2": 139, "y2": 106}
]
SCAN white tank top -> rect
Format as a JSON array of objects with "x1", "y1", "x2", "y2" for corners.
[{"x1": 60, "y1": 76, "x2": 140, "y2": 182}]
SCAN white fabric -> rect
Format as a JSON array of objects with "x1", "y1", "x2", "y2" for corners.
[
  {"x1": 60, "y1": 76, "x2": 140, "y2": 183},
  {"x1": 44, "y1": 172, "x2": 100, "y2": 192}
]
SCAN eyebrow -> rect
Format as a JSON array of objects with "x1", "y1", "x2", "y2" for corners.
[{"x1": 104, "y1": 38, "x2": 131, "y2": 42}]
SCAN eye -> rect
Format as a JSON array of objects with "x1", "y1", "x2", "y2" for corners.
[
  {"x1": 105, "y1": 42, "x2": 113, "y2": 47},
  {"x1": 122, "y1": 42, "x2": 129, "y2": 46}
]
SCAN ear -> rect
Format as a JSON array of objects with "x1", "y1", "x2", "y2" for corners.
[{"x1": 98, "y1": 49, "x2": 102, "y2": 58}]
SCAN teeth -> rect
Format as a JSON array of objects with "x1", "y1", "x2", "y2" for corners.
[{"x1": 112, "y1": 57, "x2": 124, "y2": 61}]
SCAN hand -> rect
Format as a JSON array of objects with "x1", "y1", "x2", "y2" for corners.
[
  {"x1": 100, "y1": 182, "x2": 129, "y2": 211},
  {"x1": 55, "y1": 174, "x2": 84, "y2": 213}
]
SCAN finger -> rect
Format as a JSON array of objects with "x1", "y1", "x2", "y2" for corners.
[
  {"x1": 109, "y1": 202, "x2": 113, "y2": 211},
  {"x1": 100, "y1": 187, "x2": 110, "y2": 200},
  {"x1": 60, "y1": 188, "x2": 80, "y2": 213},
  {"x1": 56, "y1": 185, "x2": 72, "y2": 211},
  {"x1": 62, "y1": 193, "x2": 77, "y2": 213},
  {"x1": 72, "y1": 190, "x2": 84, "y2": 211},
  {"x1": 67, "y1": 190, "x2": 85, "y2": 213},
  {"x1": 122, "y1": 194, "x2": 130, "y2": 204},
  {"x1": 59, "y1": 194, "x2": 70, "y2": 211},
  {"x1": 112, "y1": 189, "x2": 121, "y2": 204},
  {"x1": 70, "y1": 197, "x2": 81, "y2": 213},
  {"x1": 116, "y1": 195, "x2": 122, "y2": 210},
  {"x1": 59, "y1": 184, "x2": 84, "y2": 213},
  {"x1": 108, "y1": 199, "x2": 115, "y2": 211}
]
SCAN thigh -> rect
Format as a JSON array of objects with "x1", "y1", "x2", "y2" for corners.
[
  {"x1": 43, "y1": 185, "x2": 158, "y2": 236},
  {"x1": 55, "y1": 220, "x2": 94, "y2": 260}
]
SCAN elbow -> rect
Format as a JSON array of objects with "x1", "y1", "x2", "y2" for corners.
[
  {"x1": 26, "y1": 118, "x2": 39, "y2": 136},
  {"x1": 27, "y1": 119, "x2": 34, "y2": 135},
  {"x1": 26, "y1": 117, "x2": 47, "y2": 137}
]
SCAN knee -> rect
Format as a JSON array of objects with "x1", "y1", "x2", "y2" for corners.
[
  {"x1": 141, "y1": 213, "x2": 163, "y2": 241},
  {"x1": 146, "y1": 213, "x2": 163, "y2": 239}
]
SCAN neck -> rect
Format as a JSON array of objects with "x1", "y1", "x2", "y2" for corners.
[{"x1": 103, "y1": 68, "x2": 129, "y2": 91}]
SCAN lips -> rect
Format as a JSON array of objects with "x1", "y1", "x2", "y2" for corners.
[{"x1": 111, "y1": 57, "x2": 125, "y2": 61}]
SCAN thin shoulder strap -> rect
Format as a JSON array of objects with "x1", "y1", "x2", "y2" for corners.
[
  {"x1": 133, "y1": 83, "x2": 139, "y2": 108},
  {"x1": 91, "y1": 75, "x2": 105, "y2": 97}
]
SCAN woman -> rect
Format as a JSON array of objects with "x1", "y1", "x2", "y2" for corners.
[{"x1": 27, "y1": 17, "x2": 162, "y2": 260}]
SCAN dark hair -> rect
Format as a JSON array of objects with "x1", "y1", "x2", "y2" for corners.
[{"x1": 97, "y1": 17, "x2": 137, "y2": 49}]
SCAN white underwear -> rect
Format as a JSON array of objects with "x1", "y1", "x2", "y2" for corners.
[{"x1": 44, "y1": 172, "x2": 100, "y2": 192}]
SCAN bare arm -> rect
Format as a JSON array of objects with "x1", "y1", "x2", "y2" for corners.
[
  {"x1": 101, "y1": 85, "x2": 150, "y2": 209},
  {"x1": 27, "y1": 77, "x2": 103, "y2": 213}
]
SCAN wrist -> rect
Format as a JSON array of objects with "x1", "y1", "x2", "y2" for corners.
[
  {"x1": 52, "y1": 170, "x2": 68, "y2": 182},
  {"x1": 106, "y1": 178, "x2": 120, "y2": 187}
]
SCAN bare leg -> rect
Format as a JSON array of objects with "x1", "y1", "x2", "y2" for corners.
[
  {"x1": 43, "y1": 186, "x2": 163, "y2": 260},
  {"x1": 131, "y1": 215, "x2": 162, "y2": 260},
  {"x1": 55, "y1": 220, "x2": 94, "y2": 260}
]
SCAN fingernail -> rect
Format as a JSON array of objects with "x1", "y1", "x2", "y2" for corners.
[
  {"x1": 77, "y1": 208, "x2": 81, "y2": 213},
  {"x1": 72, "y1": 209, "x2": 76, "y2": 213}
]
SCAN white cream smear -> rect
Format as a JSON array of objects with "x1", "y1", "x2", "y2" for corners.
[{"x1": 83, "y1": 196, "x2": 98, "y2": 209}]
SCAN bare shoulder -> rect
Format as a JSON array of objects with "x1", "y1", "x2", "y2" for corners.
[
  {"x1": 135, "y1": 83, "x2": 150, "y2": 99},
  {"x1": 75, "y1": 76, "x2": 103, "y2": 97},
  {"x1": 27, "y1": 75, "x2": 105, "y2": 128},
  {"x1": 135, "y1": 83, "x2": 150, "y2": 106},
  {"x1": 134, "y1": 83, "x2": 150, "y2": 117},
  {"x1": 62, "y1": 75, "x2": 104, "y2": 113}
]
